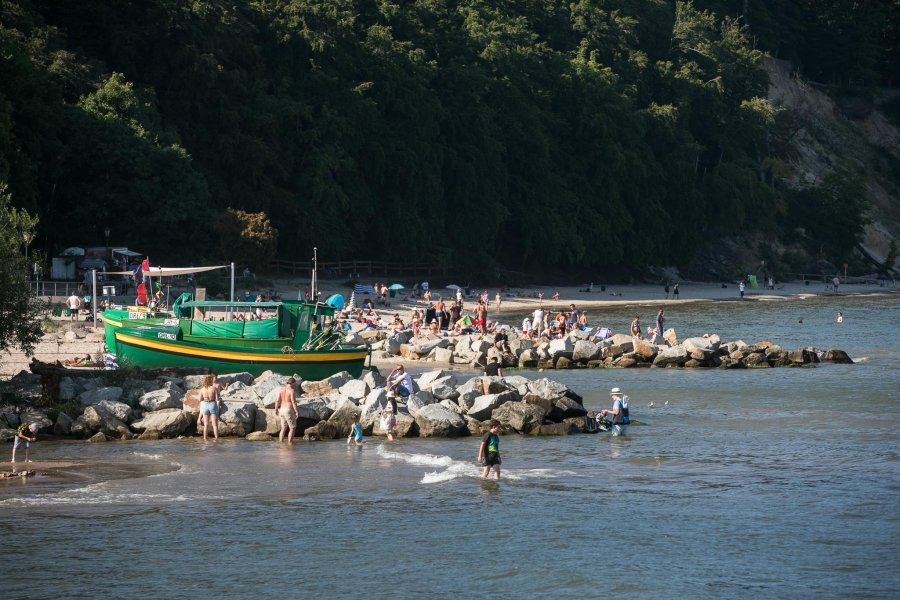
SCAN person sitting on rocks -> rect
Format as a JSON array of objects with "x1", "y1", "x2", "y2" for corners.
[
  {"x1": 391, "y1": 314, "x2": 405, "y2": 332},
  {"x1": 429, "y1": 319, "x2": 440, "y2": 336},
  {"x1": 494, "y1": 330, "x2": 511, "y2": 353},
  {"x1": 386, "y1": 365, "x2": 413, "y2": 398}
]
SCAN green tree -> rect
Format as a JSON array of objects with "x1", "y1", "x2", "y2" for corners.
[
  {"x1": 0, "y1": 183, "x2": 44, "y2": 357},
  {"x1": 215, "y1": 208, "x2": 279, "y2": 272}
]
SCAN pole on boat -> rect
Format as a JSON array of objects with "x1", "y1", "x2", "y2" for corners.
[
  {"x1": 312, "y1": 247, "x2": 317, "y2": 302},
  {"x1": 91, "y1": 269, "x2": 97, "y2": 328},
  {"x1": 229, "y1": 261, "x2": 235, "y2": 321}
]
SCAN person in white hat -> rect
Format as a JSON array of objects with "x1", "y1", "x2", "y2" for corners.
[
  {"x1": 11, "y1": 422, "x2": 39, "y2": 464},
  {"x1": 600, "y1": 388, "x2": 629, "y2": 436}
]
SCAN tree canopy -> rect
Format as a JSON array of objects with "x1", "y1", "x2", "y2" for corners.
[{"x1": 1, "y1": 0, "x2": 896, "y2": 275}]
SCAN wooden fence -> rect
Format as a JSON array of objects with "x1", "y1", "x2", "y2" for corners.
[{"x1": 268, "y1": 259, "x2": 443, "y2": 277}]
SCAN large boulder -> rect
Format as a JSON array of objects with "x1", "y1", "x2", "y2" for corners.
[
  {"x1": 821, "y1": 349, "x2": 853, "y2": 364},
  {"x1": 406, "y1": 391, "x2": 437, "y2": 417},
  {"x1": 416, "y1": 370, "x2": 452, "y2": 390},
  {"x1": 385, "y1": 332, "x2": 412, "y2": 354},
  {"x1": 414, "y1": 404, "x2": 467, "y2": 437},
  {"x1": 252, "y1": 374, "x2": 291, "y2": 400},
  {"x1": 467, "y1": 391, "x2": 518, "y2": 420},
  {"x1": 653, "y1": 345, "x2": 688, "y2": 367},
  {"x1": 430, "y1": 377, "x2": 460, "y2": 401},
  {"x1": 359, "y1": 389, "x2": 387, "y2": 432},
  {"x1": 362, "y1": 370, "x2": 386, "y2": 390},
  {"x1": 182, "y1": 389, "x2": 202, "y2": 414},
  {"x1": 409, "y1": 338, "x2": 450, "y2": 356},
  {"x1": 58, "y1": 377, "x2": 77, "y2": 401},
  {"x1": 130, "y1": 409, "x2": 192, "y2": 438},
  {"x1": 502, "y1": 375, "x2": 531, "y2": 397},
  {"x1": 632, "y1": 339, "x2": 659, "y2": 360},
  {"x1": 492, "y1": 402, "x2": 545, "y2": 433},
  {"x1": 219, "y1": 381, "x2": 258, "y2": 404},
  {"x1": 662, "y1": 328, "x2": 678, "y2": 346},
  {"x1": 183, "y1": 374, "x2": 207, "y2": 390},
  {"x1": 372, "y1": 411, "x2": 416, "y2": 437},
  {"x1": 139, "y1": 385, "x2": 184, "y2": 412},
  {"x1": 216, "y1": 372, "x2": 255, "y2": 388},
  {"x1": 549, "y1": 396, "x2": 588, "y2": 421},
  {"x1": 296, "y1": 396, "x2": 335, "y2": 421},
  {"x1": 572, "y1": 340, "x2": 602, "y2": 362},
  {"x1": 53, "y1": 411, "x2": 74, "y2": 436},
  {"x1": 682, "y1": 336, "x2": 719, "y2": 353},
  {"x1": 526, "y1": 378, "x2": 568, "y2": 401},
  {"x1": 77, "y1": 386, "x2": 123, "y2": 406},
  {"x1": 303, "y1": 420, "x2": 342, "y2": 440},
  {"x1": 254, "y1": 408, "x2": 281, "y2": 435},
  {"x1": 327, "y1": 400, "x2": 362, "y2": 437},
  {"x1": 81, "y1": 405, "x2": 130, "y2": 437},
  {"x1": 338, "y1": 379, "x2": 369, "y2": 402},
  {"x1": 548, "y1": 338, "x2": 574, "y2": 357},
  {"x1": 96, "y1": 400, "x2": 133, "y2": 423},
  {"x1": 517, "y1": 348, "x2": 539, "y2": 368},
  {"x1": 302, "y1": 371, "x2": 353, "y2": 396},
  {"x1": 218, "y1": 401, "x2": 258, "y2": 436}
]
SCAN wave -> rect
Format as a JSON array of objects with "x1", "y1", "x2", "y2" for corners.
[
  {"x1": 375, "y1": 444, "x2": 577, "y2": 484},
  {"x1": 0, "y1": 481, "x2": 192, "y2": 506},
  {"x1": 131, "y1": 451, "x2": 164, "y2": 460},
  {"x1": 853, "y1": 356, "x2": 869, "y2": 363}
]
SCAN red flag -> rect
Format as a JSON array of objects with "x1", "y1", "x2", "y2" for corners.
[
  {"x1": 141, "y1": 257, "x2": 150, "y2": 272},
  {"x1": 136, "y1": 282, "x2": 148, "y2": 305}
]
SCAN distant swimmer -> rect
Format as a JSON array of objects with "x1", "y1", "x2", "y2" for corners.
[{"x1": 837, "y1": 312, "x2": 843, "y2": 324}]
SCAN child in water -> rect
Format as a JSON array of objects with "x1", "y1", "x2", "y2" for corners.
[{"x1": 347, "y1": 413, "x2": 364, "y2": 445}]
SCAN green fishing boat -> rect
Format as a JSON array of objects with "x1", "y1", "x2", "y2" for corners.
[
  {"x1": 112, "y1": 300, "x2": 369, "y2": 378},
  {"x1": 99, "y1": 292, "x2": 192, "y2": 352}
]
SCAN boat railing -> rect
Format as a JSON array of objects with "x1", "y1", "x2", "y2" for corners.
[{"x1": 301, "y1": 327, "x2": 346, "y2": 351}]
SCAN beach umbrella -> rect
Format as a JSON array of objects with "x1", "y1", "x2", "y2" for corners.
[
  {"x1": 325, "y1": 293, "x2": 345, "y2": 309},
  {"x1": 346, "y1": 291, "x2": 356, "y2": 310},
  {"x1": 445, "y1": 284, "x2": 462, "y2": 290},
  {"x1": 389, "y1": 283, "x2": 404, "y2": 290}
]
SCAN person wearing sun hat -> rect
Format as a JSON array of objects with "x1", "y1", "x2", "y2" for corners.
[{"x1": 600, "y1": 388, "x2": 629, "y2": 436}]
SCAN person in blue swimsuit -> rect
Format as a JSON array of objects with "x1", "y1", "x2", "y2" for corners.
[{"x1": 347, "y1": 413, "x2": 364, "y2": 445}]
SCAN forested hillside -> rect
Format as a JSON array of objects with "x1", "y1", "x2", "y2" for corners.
[{"x1": 1, "y1": 0, "x2": 898, "y2": 276}]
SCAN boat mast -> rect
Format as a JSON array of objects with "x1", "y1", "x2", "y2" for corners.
[{"x1": 311, "y1": 247, "x2": 317, "y2": 303}]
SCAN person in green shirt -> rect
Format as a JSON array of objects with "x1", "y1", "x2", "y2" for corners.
[{"x1": 477, "y1": 420, "x2": 501, "y2": 480}]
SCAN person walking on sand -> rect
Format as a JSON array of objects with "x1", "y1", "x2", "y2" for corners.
[
  {"x1": 477, "y1": 420, "x2": 501, "y2": 480},
  {"x1": 198, "y1": 374, "x2": 221, "y2": 441},
  {"x1": 672, "y1": 283, "x2": 679, "y2": 299},
  {"x1": 11, "y1": 422, "x2": 39, "y2": 464},
  {"x1": 664, "y1": 281, "x2": 670, "y2": 299},
  {"x1": 276, "y1": 378, "x2": 299, "y2": 443},
  {"x1": 739, "y1": 280, "x2": 746, "y2": 299},
  {"x1": 476, "y1": 301, "x2": 488, "y2": 335},
  {"x1": 495, "y1": 292, "x2": 502, "y2": 312}
]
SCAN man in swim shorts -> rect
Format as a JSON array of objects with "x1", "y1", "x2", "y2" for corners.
[
  {"x1": 276, "y1": 378, "x2": 299, "y2": 443},
  {"x1": 477, "y1": 420, "x2": 501, "y2": 480}
]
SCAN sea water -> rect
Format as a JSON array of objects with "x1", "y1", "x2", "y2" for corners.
[{"x1": 1, "y1": 296, "x2": 898, "y2": 598}]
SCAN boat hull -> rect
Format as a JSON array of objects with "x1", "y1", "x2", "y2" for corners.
[{"x1": 114, "y1": 329, "x2": 368, "y2": 378}]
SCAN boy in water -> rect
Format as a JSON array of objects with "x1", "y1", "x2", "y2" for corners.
[
  {"x1": 12, "y1": 422, "x2": 39, "y2": 464},
  {"x1": 477, "y1": 420, "x2": 501, "y2": 480}
]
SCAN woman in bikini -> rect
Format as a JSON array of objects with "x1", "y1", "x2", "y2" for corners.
[{"x1": 198, "y1": 374, "x2": 221, "y2": 441}]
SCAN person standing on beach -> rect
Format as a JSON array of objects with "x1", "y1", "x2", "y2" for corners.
[
  {"x1": 495, "y1": 292, "x2": 502, "y2": 312},
  {"x1": 382, "y1": 395, "x2": 398, "y2": 441},
  {"x1": 198, "y1": 374, "x2": 221, "y2": 441},
  {"x1": 739, "y1": 281, "x2": 746, "y2": 299},
  {"x1": 66, "y1": 292, "x2": 81, "y2": 321},
  {"x1": 477, "y1": 420, "x2": 501, "y2": 480},
  {"x1": 476, "y1": 301, "x2": 488, "y2": 335},
  {"x1": 11, "y1": 422, "x2": 38, "y2": 464},
  {"x1": 276, "y1": 378, "x2": 298, "y2": 443},
  {"x1": 435, "y1": 297, "x2": 446, "y2": 330},
  {"x1": 673, "y1": 283, "x2": 679, "y2": 299},
  {"x1": 664, "y1": 281, "x2": 670, "y2": 299}
]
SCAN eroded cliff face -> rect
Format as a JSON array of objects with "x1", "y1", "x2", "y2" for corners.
[
  {"x1": 682, "y1": 59, "x2": 899, "y2": 281},
  {"x1": 766, "y1": 58, "x2": 900, "y2": 269}
]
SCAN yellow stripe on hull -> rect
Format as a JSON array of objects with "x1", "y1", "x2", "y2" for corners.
[{"x1": 115, "y1": 331, "x2": 367, "y2": 363}]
